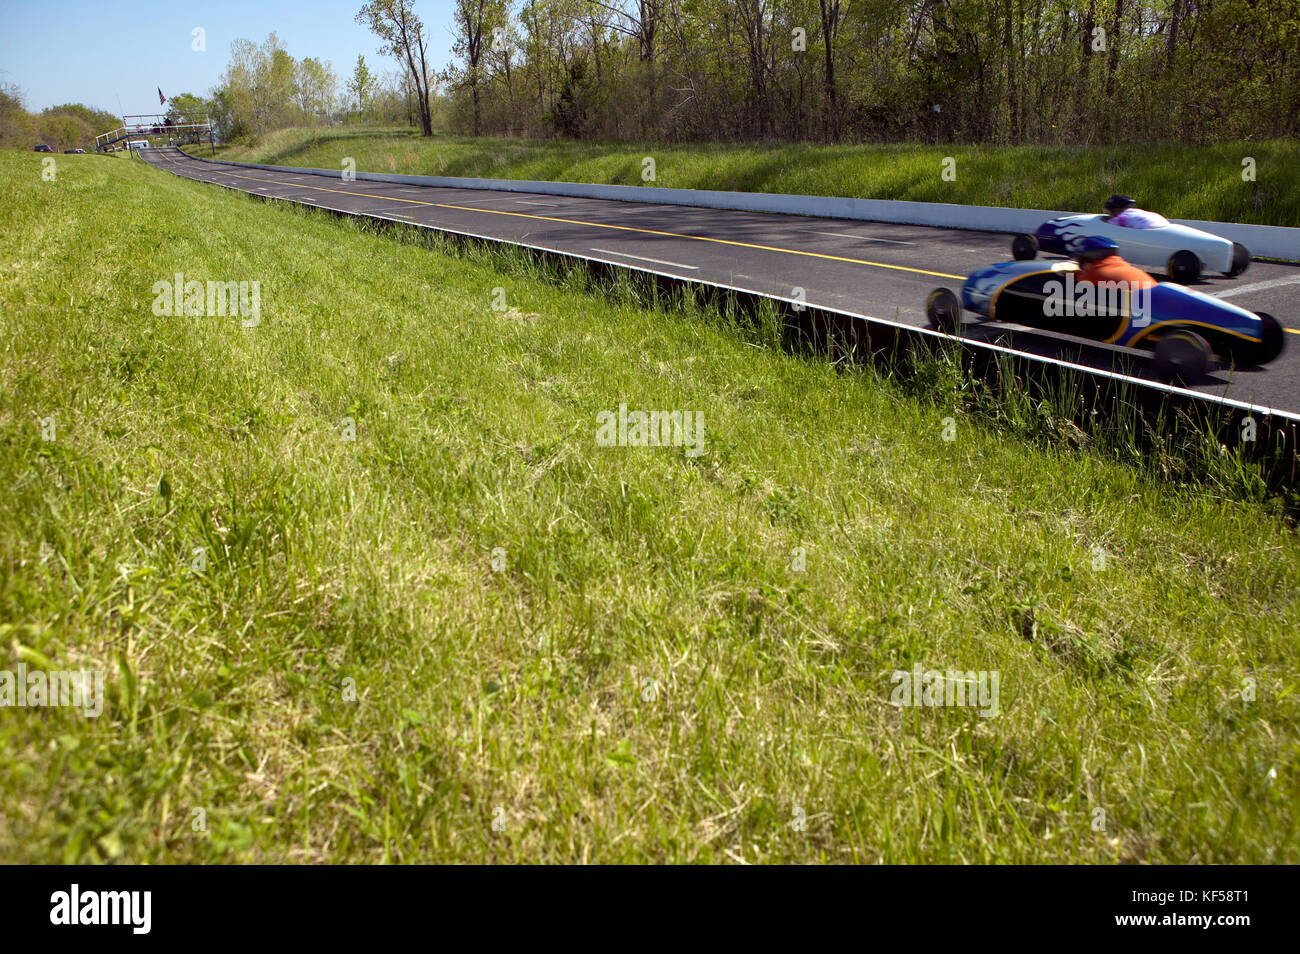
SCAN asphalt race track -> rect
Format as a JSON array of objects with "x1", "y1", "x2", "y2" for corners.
[{"x1": 139, "y1": 146, "x2": 1300, "y2": 416}]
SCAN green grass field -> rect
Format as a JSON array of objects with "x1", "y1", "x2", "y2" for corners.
[
  {"x1": 1, "y1": 149, "x2": 1297, "y2": 863},
  {"x1": 215, "y1": 127, "x2": 1300, "y2": 228}
]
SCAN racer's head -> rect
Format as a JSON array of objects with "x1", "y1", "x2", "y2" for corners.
[
  {"x1": 1076, "y1": 236, "x2": 1120, "y2": 263},
  {"x1": 1104, "y1": 194, "x2": 1136, "y2": 217}
]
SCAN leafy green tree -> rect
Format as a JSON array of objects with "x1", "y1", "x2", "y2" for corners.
[
  {"x1": 209, "y1": 33, "x2": 299, "y2": 138},
  {"x1": 37, "y1": 110, "x2": 90, "y2": 151},
  {"x1": 348, "y1": 55, "x2": 376, "y2": 118},
  {"x1": 165, "y1": 93, "x2": 212, "y2": 127},
  {"x1": 450, "y1": 0, "x2": 508, "y2": 136},
  {"x1": 45, "y1": 103, "x2": 119, "y2": 133},
  {"x1": 260, "y1": 37, "x2": 300, "y2": 129},
  {"x1": 553, "y1": 57, "x2": 593, "y2": 136},
  {"x1": 357, "y1": 0, "x2": 436, "y2": 135},
  {"x1": 212, "y1": 38, "x2": 260, "y2": 139},
  {"x1": 297, "y1": 58, "x2": 339, "y2": 123},
  {"x1": 0, "y1": 84, "x2": 37, "y2": 148}
]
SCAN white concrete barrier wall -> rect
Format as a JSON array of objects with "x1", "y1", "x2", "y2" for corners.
[{"x1": 180, "y1": 150, "x2": 1300, "y2": 262}]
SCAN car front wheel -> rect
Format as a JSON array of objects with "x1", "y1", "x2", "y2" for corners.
[
  {"x1": 926, "y1": 288, "x2": 963, "y2": 333},
  {"x1": 1238, "y1": 312, "x2": 1285, "y2": 366}
]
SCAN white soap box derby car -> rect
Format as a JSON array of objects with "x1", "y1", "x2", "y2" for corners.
[{"x1": 1011, "y1": 213, "x2": 1250, "y2": 284}]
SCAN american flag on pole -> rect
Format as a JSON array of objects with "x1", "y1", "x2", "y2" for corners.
[{"x1": 158, "y1": 87, "x2": 166, "y2": 106}]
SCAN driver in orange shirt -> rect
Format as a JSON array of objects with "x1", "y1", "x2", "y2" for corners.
[{"x1": 1073, "y1": 236, "x2": 1157, "y2": 289}]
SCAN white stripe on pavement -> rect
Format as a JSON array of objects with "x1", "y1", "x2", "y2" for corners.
[
  {"x1": 590, "y1": 248, "x2": 698, "y2": 270},
  {"x1": 1210, "y1": 276, "x2": 1300, "y2": 298},
  {"x1": 808, "y1": 231, "x2": 913, "y2": 245},
  {"x1": 364, "y1": 204, "x2": 427, "y2": 215}
]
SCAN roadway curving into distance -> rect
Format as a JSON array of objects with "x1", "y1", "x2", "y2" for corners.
[{"x1": 138, "y1": 146, "x2": 1300, "y2": 416}]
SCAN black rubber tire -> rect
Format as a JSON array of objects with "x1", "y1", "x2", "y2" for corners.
[
  {"x1": 1166, "y1": 249, "x2": 1202, "y2": 284},
  {"x1": 926, "y1": 287, "x2": 963, "y2": 333},
  {"x1": 1227, "y1": 242, "x2": 1251, "y2": 278},
  {"x1": 1011, "y1": 234, "x2": 1039, "y2": 261},
  {"x1": 1239, "y1": 312, "x2": 1285, "y2": 366},
  {"x1": 1152, "y1": 329, "x2": 1212, "y2": 382}
]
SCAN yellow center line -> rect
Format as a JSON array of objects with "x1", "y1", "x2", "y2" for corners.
[
  {"x1": 205, "y1": 166, "x2": 966, "y2": 281},
  {"x1": 187, "y1": 163, "x2": 1300, "y2": 338}
]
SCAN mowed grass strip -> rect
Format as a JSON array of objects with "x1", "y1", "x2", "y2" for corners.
[
  {"x1": 217, "y1": 127, "x2": 1300, "y2": 229},
  {"x1": 0, "y1": 150, "x2": 1297, "y2": 864}
]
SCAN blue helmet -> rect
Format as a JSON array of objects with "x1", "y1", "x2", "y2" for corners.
[
  {"x1": 1077, "y1": 235, "x2": 1120, "y2": 261},
  {"x1": 1080, "y1": 236, "x2": 1119, "y2": 252}
]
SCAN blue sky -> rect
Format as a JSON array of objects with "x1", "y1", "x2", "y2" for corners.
[{"x1": 0, "y1": 0, "x2": 460, "y2": 115}]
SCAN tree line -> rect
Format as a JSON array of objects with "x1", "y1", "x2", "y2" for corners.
[
  {"x1": 201, "y1": 3, "x2": 444, "y2": 141},
  {"x1": 180, "y1": 32, "x2": 439, "y2": 141},
  {"x1": 440, "y1": 0, "x2": 1300, "y2": 143},
  {"x1": 0, "y1": 88, "x2": 118, "y2": 150},
  {"x1": 11, "y1": 0, "x2": 1291, "y2": 150}
]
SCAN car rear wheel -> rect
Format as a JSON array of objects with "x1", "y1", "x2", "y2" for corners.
[
  {"x1": 1227, "y1": 242, "x2": 1251, "y2": 278},
  {"x1": 1152, "y1": 330, "x2": 1212, "y2": 382},
  {"x1": 1011, "y1": 234, "x2": 1038, "y2": 261},
  {"x1": 1167, "y1": 250, "x2": 1202, "y2": 284},
  {"x1": 926, "y1": 288, "x2": 963, "y2": 333}
]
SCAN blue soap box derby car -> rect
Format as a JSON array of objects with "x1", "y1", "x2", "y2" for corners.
[
  {"x1": 926, "y1": 260, "x2": 1284, "y2": 382},
  {"x1": 1011, "y1": 214, "x2": 1251, "y2": 284}
]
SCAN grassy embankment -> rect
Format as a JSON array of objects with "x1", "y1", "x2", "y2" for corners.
[
  {"x1": 215, "y1": 127, "x2": 1300, "y2": 227},
  {"x1": 1, "y1": 149, "x2": 1297, "y2": 863}
]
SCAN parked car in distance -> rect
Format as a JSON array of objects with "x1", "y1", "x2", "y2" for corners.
[
  {"x1": 128, "y1": 140, "x2": 149, "y2": 149},
  {"x1": 63, "y1": 148, "x2": 86, "y2": 154},
  {"x1": 34, "y1": 144, "x2": 53, "y2": 152}
]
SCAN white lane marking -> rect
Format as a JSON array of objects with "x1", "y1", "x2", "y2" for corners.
[
  {"x1": 807, "y1": 230, "x2": 913, "y2": 245},
  {"x1": 369, "y1": 214, "x2": 418, "y2": 226},
  {"x1": 363, "y1": 204, "x2": 426, "y2": 215},
  {"x1": 513, "y1": 200, "x2": 559, "y2": 206},
  {"x1": 590, "y1": 247, "x2": 698, "y2": 270},
  {"x1": 1210, "y1": 276, "x2": 1300, "y2": 299},
  {"x1": 440, "y1": 193, "x2": 536, "y2": 205}
]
